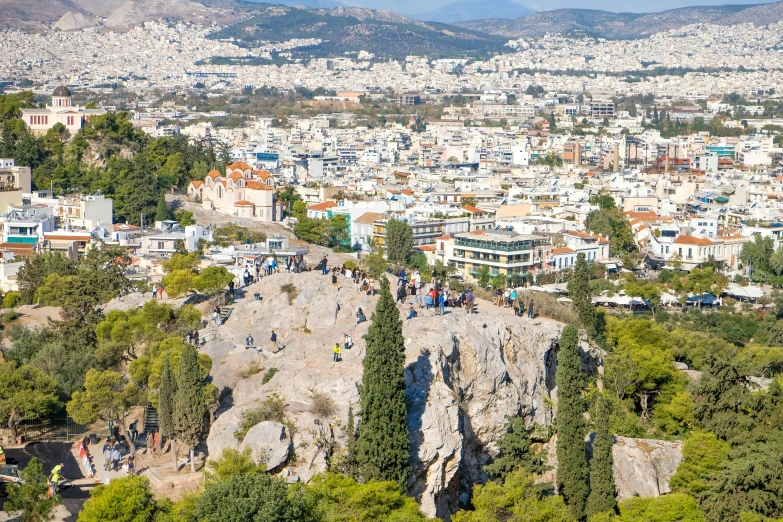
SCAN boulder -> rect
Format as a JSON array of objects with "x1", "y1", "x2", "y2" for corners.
[
  {"x1": 239, "y1": 421, "x2": 292, "y2": 472},
  {"x1": 611, "y1": 436, "x2": 683, "y2": 499}
]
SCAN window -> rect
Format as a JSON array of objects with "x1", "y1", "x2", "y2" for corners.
[
  {"x1": 67, "y1": 116, "x2": 74, "y2": 126},
  {"x1": 157, "y1": 242, "x2": 165, "y2": 249}
]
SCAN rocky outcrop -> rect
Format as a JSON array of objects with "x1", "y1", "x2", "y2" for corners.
[
  {"x1": 611, "y1": 436, "x2": 683, "y2": 499},
  {"x1": 201, "y1": 271, "x2": 673, "y2": 519},
  {"x1": 202, "y1": 271, "x2": 565, "y2": 519}
]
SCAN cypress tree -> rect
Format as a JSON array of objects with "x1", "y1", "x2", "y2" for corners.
[
  {"x1": 556, "y1": 325, "x2": 589, "y2": 520},
  {"x1": 158, "y1": 354, "x2": 176, "y2": 441},
  {"x1": 569, "y1": 252, "x2": 595, "y2": 336},
  {"x1": 155, "y1": 195, "x2": 170, "y2": 222},
  {"x1": 173, "y1": 345, "x2": 205, "y2": 472},
  {"x1": 355, "y1": 277, "x2": 410, "y2": 485},
  {"x1": 587, "y1": 393, "x2": 618, "y2": 517}
]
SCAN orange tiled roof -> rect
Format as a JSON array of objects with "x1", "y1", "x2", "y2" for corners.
[
  {"x1": 354, "y1": 212, "x2": 385, "y2": 224},
  {"x1": 253, "y1": 170, "x2": 273, "y2": 180},
  {"x1": 235, "y1": 200, "x2": 254, "y2": 206},
  {"x1": 461, "y1": 204, "x2": 484, "y2": 213},
  {"x1": 227, "y1": 161, "x2": 251, "y2": 172},
  {"x1": 307, "y1": 201, "x2": 339, "y2": 211},
  {"x1": 673, "y1": 235, "x2": 713, "y2": 245},
  {"x1": 207, "y1": 170, "x2": 221, "y2": 180},
  {"x1": 552, "y1": 247, "x2": 575, "y2": 254},
  {"x1": 190, "y1": 180, "x2": 203, "y2": 188}
]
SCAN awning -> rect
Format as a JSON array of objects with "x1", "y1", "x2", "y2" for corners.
[{"x1": 715, "y1": 196, "x2": 729, "y2": 203}]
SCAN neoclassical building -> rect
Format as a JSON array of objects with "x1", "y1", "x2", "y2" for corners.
[
  {"x1": 21, "y1": 86, "x2": 106, "y2": 135},
  {"x1": 188, "y1": 162, "x2": 282, "y2": 222}
]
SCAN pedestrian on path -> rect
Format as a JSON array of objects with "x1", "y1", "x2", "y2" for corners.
[
  {"x1": 527, "y1": 300, "x2": 535, "y2": 319},
  {"x1": 103, "y1": 445, "x2": 112, "y2": 471},
  {"x1": 333, "y1": 343, "x2": 341, "y2": 362},
  {"x1": 111, "y1": 446, "x2": 121, "y2": 471},
  {"x1": 214, "y1": 304, "x2": 221, "y2": 326}
]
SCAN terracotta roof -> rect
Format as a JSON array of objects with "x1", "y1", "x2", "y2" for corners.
[
  {"x1": 436, "y1": 235, "x2": 451, "y2": 240},
  {"x1": 44, "y1": 233, "x2": 91, "y2": 241},
  {"x1": 228, "y1": 172, "x2": 244, "y2": 182},
  {"x1": 227, "y1": 161, "x2": 251, "y2": 172},
  {"x1": 253, "y1": 170, "x2": 273, "y2": 180},
  {"x1": 461, "y1": 204, "x2": 485, "y2": 213},
  {"x1": 235, "y1": 200, "x2": 254, "y2": 206},
  {"x1": 354, "y1": 212, "x2": 384, "y2": 224},
  {"x1": 114, "y1": 224, "x2": 140, "y2": 231},
  {"x1": 552, "y1": 247, "x2": 575, "y2": 254},
  {"x1": 472, "y1": 230, "x2": 486, "y2": 235},
  {"x1": 416, "y1": 245, "x2": 436, "y2": 251},
  {"x1": 624, "y1": 211, "x2": 659, "y2": 222},
  {"x1": 307, "y1": 201, "x2": 338, "y2": 212},
  {"x1": 673, "y1": 235, "x2": 713, "y2": 245},
  {"x1": 207, "y1": 170, "x2": 221, "y2": 180},
  {"x1": 190, "y1": 180, "x2": 203, "y2": 188},
  {"x1": 246, "y1": 181, "x2": 272, "y2": 191}
]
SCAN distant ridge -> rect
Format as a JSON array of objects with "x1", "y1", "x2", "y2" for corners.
[
  {"x1": 455, "y1": 1, "x2": 783, "y2": 39},
  {"x1": 412, "y1": 0, "x2": 535, "y2": 24}
]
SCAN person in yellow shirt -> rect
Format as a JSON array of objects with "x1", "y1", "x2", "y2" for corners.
[{"x1": 333, "y1": 343, "x2": 341, "y2": 363}]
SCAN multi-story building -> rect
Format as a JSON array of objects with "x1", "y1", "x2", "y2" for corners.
[
  {"x1": 373, "y1": 218, "x2": 444, "y2": 248},
  {"x1": 0, "y1": 159, "x2": 31, "y2": 213},
  {"x1": 590, "y1": 101, "x2": 615, "y2": 118},
  {"x1": 563, "y1": 141, "x2": 582, "y2": 167},
  {"x1": 21, "y1": 86, "x2": 106, "y2": 135},
  {"x1": 443, "y1": 229, "x2": 552, "y2": 280}
]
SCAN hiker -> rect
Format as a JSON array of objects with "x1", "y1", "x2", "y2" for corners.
[
  {"x1": 214, "y1": 304, "x2": 221, "y2": 326},
  {"x1": 356, "y1": 308, "x2": 366, "y2": 324},
  {"x1": 49, "y1": 463, "x2": 64, "y2": 494},
  {"x1": 103, "y1": 444, "x2": 113, "y2": 471},
  {"x1": 111, "y1": 445, "x2": 122, "y2": 471},
  {"x1": 321, "y1": 256, "x2": 328, "y2": 275},
  {"x1": 246, "y1": 334, "x2": 254, "y2": 348},
  {"x1": 333, "y1": 343, "x2": 341, "y2": 362},
  {"x1": 270, "y1": 330, "x2": 277, "y2": 352},
  {"x1": 398, "y1": 268, "x2": 406, "y2": 286},
  {"x1": 527, "y1": 300, "x2": 535, "y2": 319},
  {"x1": 406, "y1": 306, "x2": 417, "y2": 320},
  {"x1": 439, "y1": 290, "x2": 446, "y2": 315},
  {"x1": 465, "y1": 289, "x2": 475, "y2": 314},
  {"x1": 344, "y1": 333, "x2": 353, "y2": 350},
  {"x1": 332, "y1": 271, "x2": 338, "y2": 291},
  {"x1": 228, "y1": 280, "x2": 235, "y2": 298},
  {"x1": 396, "y1": 284, "x2": 407, "y2": 304}
]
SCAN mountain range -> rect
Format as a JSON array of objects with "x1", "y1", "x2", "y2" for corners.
[
  {"x1": 3, "y1": 0, "x2": 783, "y2": 50},
  {"x1": 455, "y1": 1, "x2": 783, "y2": 38},
  {"x1": 208, "y1": 4, "x2": 507, "y2": 58}
]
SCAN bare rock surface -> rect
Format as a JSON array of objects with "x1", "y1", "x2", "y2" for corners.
[
  {"x1": 611, "y1": 436, "x2": 684, "y2": 499},
  {"x1": 200, "y1": 270, "x2": 681, "y2": 518}
]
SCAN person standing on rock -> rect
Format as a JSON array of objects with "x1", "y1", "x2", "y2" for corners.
[
  {"x1": 321, "y1": 256, "x2": 328, "y2": 275},
  {"x1": 270, "y1": 330, "x2": 277, "y2": 352},
  {"x1": 214, "y1": 304, "x2": 221, "y2": 326},
  {"x1": 245, "y1": 334, "x2": 254, "y2": 348},
  {"x1": 228, "y1": 280, "x2": 235, "y2": 299},
  {"x1": 439, "y1": 290, "x2": 446, "y2": 315},
  {"x1": 465, "y1": 289, "x2": 475, "y2": 314},
  {"x1": 431, "y1": 268, "x2": 437, "y2": 284},
  {"x1": 397, "y1": 268, "x2": 406, "y2": 287},
  {"x1": 332, "y1": 271, "x2": 339, "y2": 291},
  {"x1": 527, "y1": 299, "x2": 535, "y2": 319},
  {"x1": 333, "y1": 343, "x2": 341, "y2": 362}
]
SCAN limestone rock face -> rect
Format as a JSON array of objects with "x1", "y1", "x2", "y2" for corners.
[
  {"x1": 611, "y1": 436, "x2": 684, "y2": 499},
  {"x1": 203, "y1": 271, "x2": 564, "y2": 519},
  {"x1": 239, "y1": 421, "x2": 292, "y2": 472}
]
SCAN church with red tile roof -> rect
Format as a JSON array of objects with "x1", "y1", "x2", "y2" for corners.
[{"x1": 187, "y1": 163, "x2": 281, "y2": 222}]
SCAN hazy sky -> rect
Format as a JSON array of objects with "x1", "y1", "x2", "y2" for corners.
[{"x1": 341, "y1": 0, "x2": 775, "y2": 14}]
